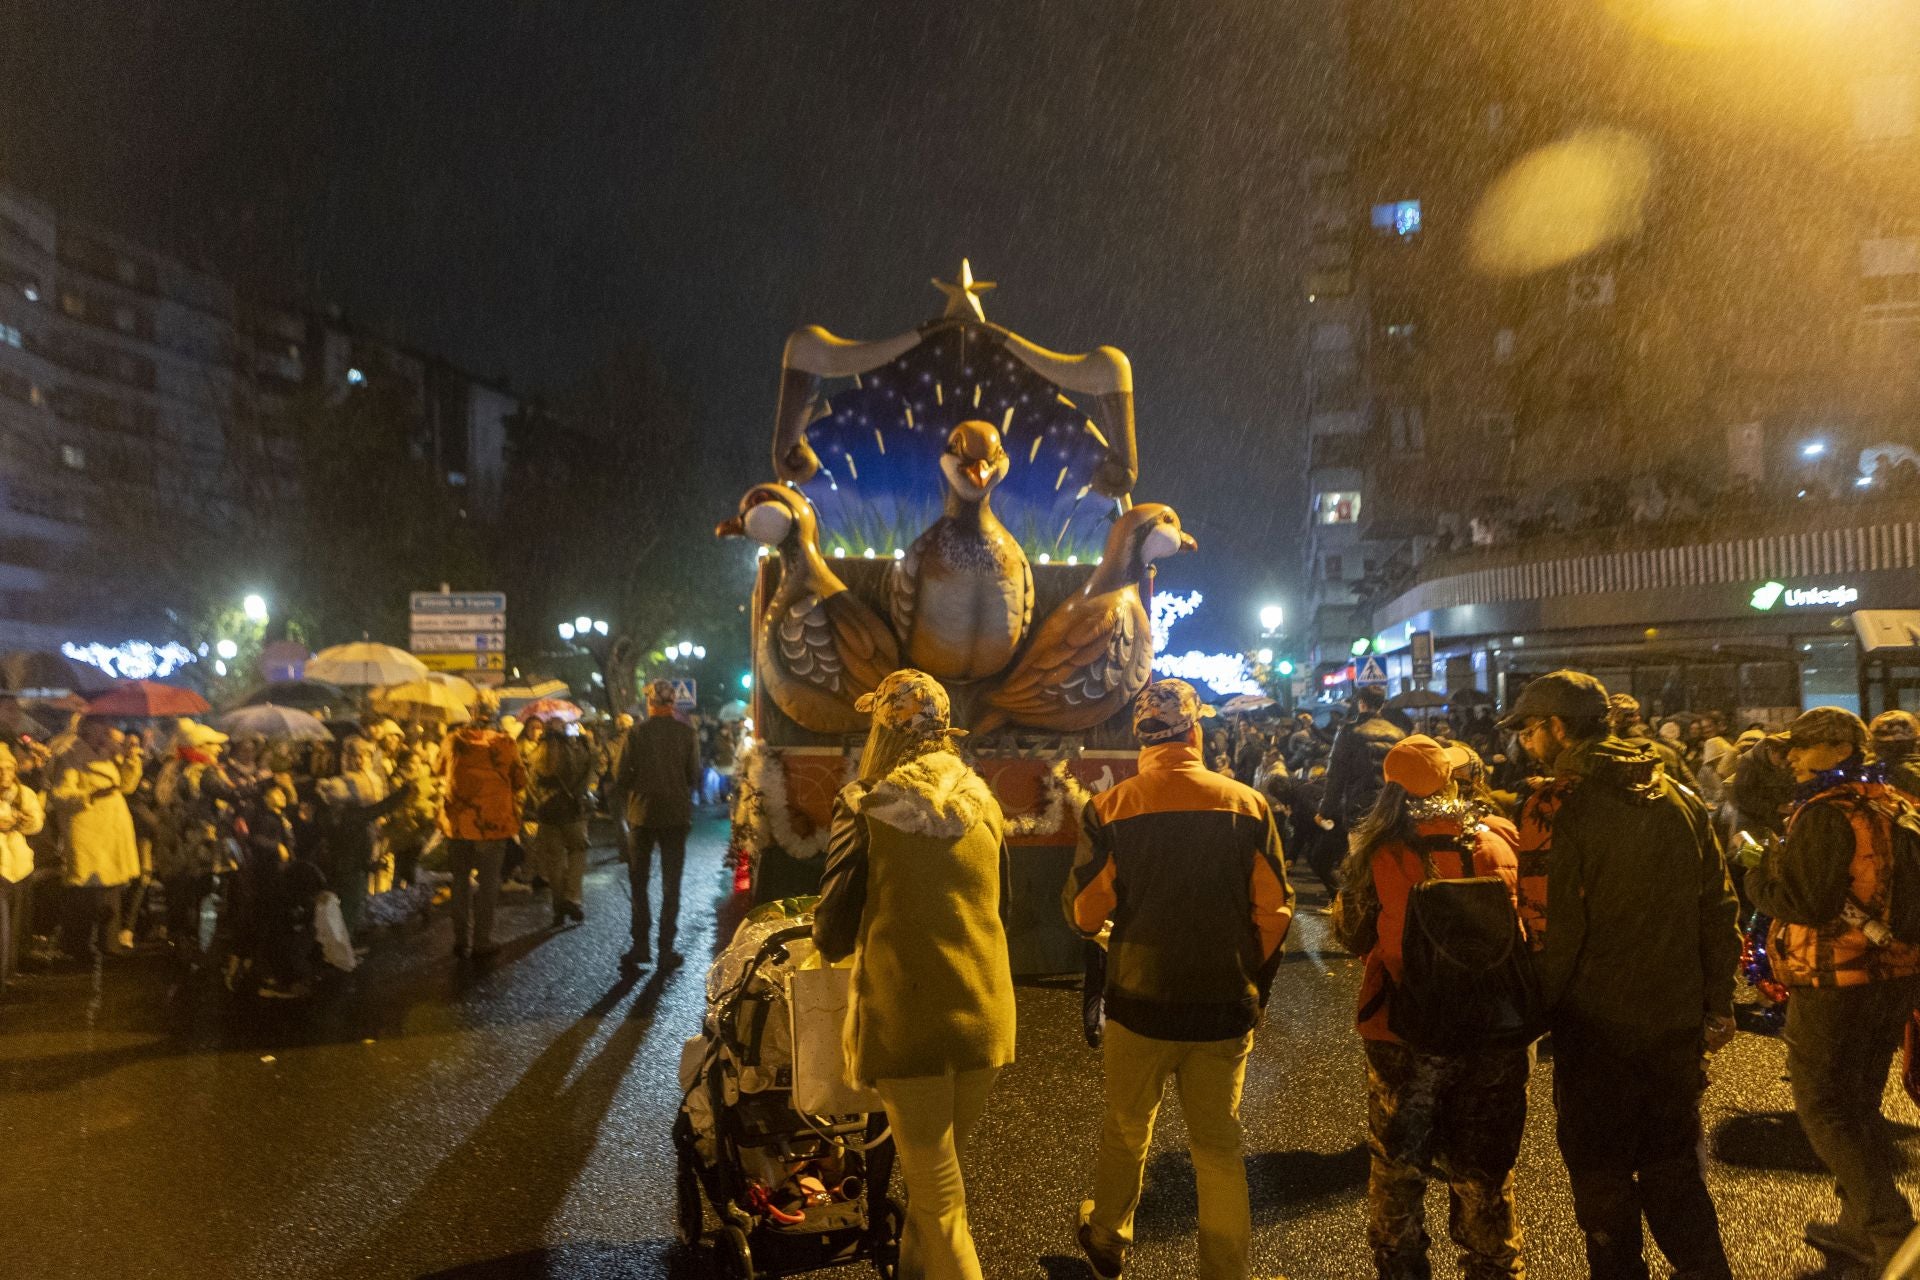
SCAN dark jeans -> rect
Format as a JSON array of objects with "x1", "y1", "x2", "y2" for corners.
[
  {"x1": 0, "y1": 876, "x2": 24, "y2": 987},
  {"x1": 1787, "y1": 975, "x2": 1920, "y2": 1261},
  {"x1": 164, "y1": 872, "x2": 216, "y2": 958},
  {"x1": 628, "y1": 824, "x2": 689, "y2": 954},
  {"x1": 61, "y1": 884, "x2": 124, "y2": 960},
  {"x1": 1552, "y1": 1022, "x2": 1731, "y2": 1280}
]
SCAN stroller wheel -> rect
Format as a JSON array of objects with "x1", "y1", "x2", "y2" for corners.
[
  {"x1": 711, "y1": 1225, "x2": 753, "y2": 1279},
  {"x1": 673, "y1": 1146, "x2": 703, "y2": 1246}
]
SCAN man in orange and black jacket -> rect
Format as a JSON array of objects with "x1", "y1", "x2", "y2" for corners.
[
  {"x1": 1748, "y1": 707, "x2": 1920, "y2": 1273},
  {"x1": 1062, "y1": 678, "x2": 1293, "y2": 1280}
]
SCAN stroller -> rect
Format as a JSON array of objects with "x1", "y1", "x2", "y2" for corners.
[{"x1": 675, "y1": 899, "x2": 900, "y2": 1278}]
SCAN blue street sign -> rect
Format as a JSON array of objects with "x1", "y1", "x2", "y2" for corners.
[
  {"x1": 410, "y1": 591, "x2": 507, "y2": 614},
  {"x1": 1356, "y1": 655, "x2": 1389, "y2": 686},
  {"x1": 670, "y1": 678, "x2": 697, "y2": 709}
]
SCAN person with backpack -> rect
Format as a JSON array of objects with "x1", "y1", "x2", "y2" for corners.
[
  {"x1": 1333, "y1": 735, "x2": 1530, "y2": 1280},
  {"x1": 1318, "y1": 685, "x2": 1406, "y2": 844},
  {"x1": 1508, "y1": 670, "x2": 1740, "y2": 1280},
  {"x1": 527, "y1": 719, "x2": 594, "y2": 928},
  {"x1": 1064, "y1": 679, "x2": 1293, "y2": 1280},
  {"x1": 1746, "y1": 707, "x2": 1920, "y2": 1273}
]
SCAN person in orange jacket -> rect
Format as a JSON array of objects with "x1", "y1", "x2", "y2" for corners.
[
  {"x1": 1333, "y1": 734, "x2": 1527, "y2": 1280},
  {"x1": 437, "y1": 696, "x2": 527, "y2": 958}
]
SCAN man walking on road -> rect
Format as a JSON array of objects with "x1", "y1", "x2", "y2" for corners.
[
  {"x1": 1509, "y1": 670, "x2": 1740, "y2": 1280},
  {"x1": 438, "y1": 697, "x2": 526, "y2": 959},
  {"x1": 616, "y1": 679, "x2": 701, "y2": 973},
  {"x1": 1747, "y1": 707, "x2": 1920, "y2": 1273},
  {"x1": 1316, "y1": 684, "x2": 1405, "y2": 879},
  {"x1": 1064, "y1": 679, "x2": 1294, "y2": 1280},
  {"x1": 528, "y1": 718, "x2": 594, "y2": 928}
]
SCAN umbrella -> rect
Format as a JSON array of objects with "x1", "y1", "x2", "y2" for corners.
[
  {"x1": 237, "y1": 679, "x2": 347, "y2": 713},
  {"x1": 422, "y1": 672, "x2": 481, "y2": 702},
  {"x1": 371, "y1": 679, "x2": 473, "y2": 724},
  {"x1": 0, "y1": 650, "x2": 116, "y2": 695},
  {"x1": 215, "y1": 703, "x2": 332, "y2": 742},
  {"x1": 305, "y1": 643, "x2": 428, "y2": 688},
  {"x1": 521, "y1": 697, "x2": 583, "y2": 723},
  {"x1": 86, "y1": 681, "x2": 211, "y2": 718},
  {"x1": 1386, "y1": 688, "x2": 1450, "y2": 711},
  {"x1": 717, "y1": 699, "x2": 749, "y2": 723},
  {"x1": 496, "y1": 677, "x2": 570, "y2": 702},
  {"x1": 1446, "y1": 687, "x2": 1495, "y2": 707},
  {"x1": 1220, "y1": 695, "x2": 1276, "y2": 716}
]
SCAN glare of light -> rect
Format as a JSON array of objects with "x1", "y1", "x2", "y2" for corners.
[
  {"x1": 1469, "y1": 128, "x2": 1654, "y2": 277},
  {"x1": 1257, "y1": 648, "x2": 1275, "y2": 665},
  {"x1": 558, "y1": 622, "x2": 576, "y2": 641},
  {"x1": 346, "y1": 367, "x2": 365, "y2": 385},
  {"x1": 62, "y1": 640, "x2": 196, "y2": 681},
  {"x1": 1067, "y1": 555, "x2": 1079, "y2": 566},
  {"x1": 892, "y1": 549, "x2": 905, "y2": 561},
  {"x1": 1856, "y1": 475, "x2": 1874, "y2": 487},
  {"x1": 693, "y1": 645, "x2": 707, "y2": 660},
  {"x1": 241, "y1": 593, "x2": 268, "y2": 623},
  {"x1": 591, "y1": 671, "x2": 604, "y2": 684},
  {"x1": 756, "y1": 546, "x2": 770, "y2": 559},
  {"x1": 678, "y1": 641, "x2": 694, "y2": 657},
  {"x1": 22, "y1": 286, "x2": 38, "y2": 302},
  {"x1": 214, "y1": 659, "x2": 228, "y2": 676},
  {"x1": 1351, "y1": 638, "x2": 1371, "y2": 656},
  {"x1": 1037, "y1": 552, "x2": 1051, "y2": 565},
  {"x1": 1801, "y1": 441, "x2": 1827, "y2": 459},
  {"x1": 593, "y1": 620, "x2": 608, "y2": 635},
  {"x1": 1277, "y1": 660, "x2": 1296, "y2": 676},
  {"x1": 215, "y1": 638, "x2": 239, "y2": 661},
  {"x1": 1259, "y1": 604, "x2": 1285, "y2": 632},
  {"x1": 1149, "y1": 590, "x2": 1205, "y2": 656},
  {"x1": 740, "y1": 672, "x2": 753, "y2": 690},
  {"x1": 863, "y1": 547, "x2": 876, "y2": 559},
  {"x1": 574, "y1": 616, "x2": 591, "y2": 632},
  {"x1": 833, "y1": 547, "x2": 845, "y2": 558}
]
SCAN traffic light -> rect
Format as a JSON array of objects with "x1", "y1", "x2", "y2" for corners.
[
  {"x1": 1350, "y1": 637, "x2": 1371, "y2": 656},
  {"x1": 1276, "y1": 659, "x2": 1295, "y2": 676}
]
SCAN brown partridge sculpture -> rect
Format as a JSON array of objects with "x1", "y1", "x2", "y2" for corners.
[
  {"x1": 887, "y1": 421, "x2": 1033, "y2": 681},
  {"x1": 716, "y1": 484, "x2": 899, "y2": 735},
  {"x1": 975, "y1": 503, "x2": 1196, "y2": 734}
]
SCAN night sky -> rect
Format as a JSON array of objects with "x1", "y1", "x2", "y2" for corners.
[{"x1": 0, "y1": 0, "x2": 1340, "y2": 652}]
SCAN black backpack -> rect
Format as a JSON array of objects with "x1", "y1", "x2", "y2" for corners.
[{"x1": 1388, "y1": 834, "x2": 1545, "y2": 1056}]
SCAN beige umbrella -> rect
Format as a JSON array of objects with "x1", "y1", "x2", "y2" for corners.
[
  {"x1": 420, "y1": 672, "x2": 481, "y2": 704},
  {"x1": 306, "y1": 642, "x2": 428, "y2": 688},
  {"x1": 371, "y1": 678, "x2": 473, "y2": 723}
]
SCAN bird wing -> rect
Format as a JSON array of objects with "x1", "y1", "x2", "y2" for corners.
[
  {"x1": 1020, "y1": 553, "x2": 1035, "y2": 638},
  {"x1": 887, "y1": 533, "x2": 926, "y2": 646},
  {"x1": 992, "y1": 591, "x2": 1144, "y2": 719},
  {"x1": 776, "y1": 594, "x2": 852, "y2": 696},
  {"x1": 821, "y1": 591, "x2": 901, "y2": 693}
]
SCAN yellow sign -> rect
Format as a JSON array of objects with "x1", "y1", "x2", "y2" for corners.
[{"x1": 419, "y1": 651, "x2": 505, "y2": 672}]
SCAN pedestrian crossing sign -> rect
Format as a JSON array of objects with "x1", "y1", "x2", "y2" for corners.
[
  {"x1": 1356, "y1": 655, "x2": 1388, "y2": 686},
  {"x1": 670, "y1": 678, "x2": 697, "y2": 709}
]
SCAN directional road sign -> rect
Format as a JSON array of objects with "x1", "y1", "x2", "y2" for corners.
[
  {"x1": 408, "y1": 633, "x2": 507, "y2": 654},
  {"x1": 410, "y1": 592, "x2": 506, "y2": 614},
  {"x1": 410, "y1": 612, "x2": 506, "y2": 633},
  {"x1": 419, "y1": 651, "x2": 506, "y2": 673}
]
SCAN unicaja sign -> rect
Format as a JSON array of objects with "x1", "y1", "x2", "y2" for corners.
[{"x1": 1749, "y1": 580, "x2": 1859, "y2": 611}]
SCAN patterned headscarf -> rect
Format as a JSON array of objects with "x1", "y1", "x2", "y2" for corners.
[
  {"x1": 856, "y1": 669, "x2": 961, "y2": 737},
  {"x1": 1133, "y1": 678, "x2": 1212, "y2": 744}
]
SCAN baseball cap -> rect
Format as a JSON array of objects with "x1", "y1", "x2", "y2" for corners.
[
  {"x1": 1133, "y1": 678, "x2": 1215, "y2": 745},
  {"x1": 1497, "y1": 670, "x2": 1611, "y2": 731},
  {"x1": 1382, "y1": 734, "x2": 1456, "y2": 798},
  {"x1": 1782, "y1": 706, "x2": 1868, "y2": 752}
]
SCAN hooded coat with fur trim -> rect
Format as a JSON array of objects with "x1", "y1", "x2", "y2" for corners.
[{"x1": 813, "y1": 749, "x2": 1015, "y2": 1085}]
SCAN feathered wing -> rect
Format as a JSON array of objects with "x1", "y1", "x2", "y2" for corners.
[
  {"x1": 989, "y1": 590, "x2": 1147, "y2": 727},
  {"x1": 886, "y1": 533, "x2": 927, "y2": 650},
  {"x1": 776, "y1": 593, "x2": 852, "y2": 695},
  {"x1": 1019, "y1": 554, "x2": 1035, "y2": 641},
  {"x1": 821, "y1": 590, "x2": 901, "y2": 694}
]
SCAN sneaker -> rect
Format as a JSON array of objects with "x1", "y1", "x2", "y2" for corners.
[
  {"x1": 1076, "y1": 1201, "x2": 1125, "y2": 1278},
  {"x1": 1805, "y1": 1220, "x2": 1874, "y2": 1266},
  {"x1": 566, "y1": 903, "x2": 585, "y2": 923}
]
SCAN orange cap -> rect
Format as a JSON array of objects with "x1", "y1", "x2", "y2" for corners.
[{"x1": 1383, "y1": 734, "x2": 1457, "y2": 799}]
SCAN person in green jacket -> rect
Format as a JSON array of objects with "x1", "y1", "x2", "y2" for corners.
[{"x1": 814, "y1": 668, "x2": 1014, "y2": 1280}]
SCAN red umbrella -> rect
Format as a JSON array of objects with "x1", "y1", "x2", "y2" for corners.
[
  {"x1": 521, "y1": 697, "x2": 583, "y2": 722},
  {"x1": 85, "y1": 681, "x2": 211, "y2": 718}
]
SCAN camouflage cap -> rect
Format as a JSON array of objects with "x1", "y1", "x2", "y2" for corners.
[
  {"x1": 1133, "y1": 678, "x2": 1215, "y2": 745},
  {"x1": 855, "y1": 669, "x2": 960, "y2": 737},
  {"x1": 1785, "y1": 706, "x2": 1868, "y2": 751},
  {"x1": 1870, "y1": 709, "x2": 1920, "y2": 743}
]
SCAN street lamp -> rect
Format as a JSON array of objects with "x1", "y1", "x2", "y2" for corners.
[
  {"x1": 1259, "y1": 604, "x2": 1285, "y2": 634},
  {"x1": 1257, "y1": 647, "x2": 1274, "y2": 665},
  {"x1": 242, "y1": 593, "x2": 268, "y2": 624},
  {"x1": 557, "y1": 622, "x2": 576, "y2": 641}
]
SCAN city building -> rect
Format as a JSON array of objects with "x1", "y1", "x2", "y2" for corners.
[
  {"x1": 1300, "y1": 1, "x2": 1920, "y2": 718},
  {"x1": 0, "y1": 179, "x2": 521, "y2": 653}
]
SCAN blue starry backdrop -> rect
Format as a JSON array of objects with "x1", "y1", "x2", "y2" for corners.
[{"x1": 796, "y1": 323, "x2": 1119, "y2": 564}]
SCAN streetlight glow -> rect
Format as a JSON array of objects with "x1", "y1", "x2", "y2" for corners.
[
  {"x1": 215, "y1": 639, "x2": 239, "y2": 660},
  {"x1": 1801, "y1": 441, "x2": 1827, "y2": 459},
  {"x1": 740, "y1": 672, "x2": 753, "y2": 690},
  {"x1": 593, "y1": 620, "x2": 608, "y2": 636},
  {"x1": 558, "y1": 622, "x2": 576, "y2": 641},
  {"x1": 1257, "y1": 648, "x2": 1274, "y2": 665},
  {"x1": 242, "y1": 594, "x2": 268, "y2": 623},
  {"x1": 693, "y1": 645, "x2": 707, "y2": 660},
  {"x1": 574, "y1": 616, "x2": 592, "y2": 632},
  {"x1": 1259, "y1": 604, "x2": 1284, "y2": 632}
]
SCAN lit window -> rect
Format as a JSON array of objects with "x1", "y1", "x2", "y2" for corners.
[
  {"x1": 60, "y1": 444, "x2": 85, "y2": 471},
  {"x1": 1315, "y1": 491, "x2": 1362, "y2": 525},
  {"x1": 0, "y1": 323, "x2": 18, "y2": 348},
  {"x1": 1371, "y1": 200, "x2": 1422, "y2": 237}
]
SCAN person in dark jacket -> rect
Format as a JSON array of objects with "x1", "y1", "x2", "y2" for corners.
[
  {"x1": 1064, "y1": 679, "x2": 1294, "y2": 1280},
  {"x1": 1870, "y1": 710, "x2": 1920, "y2": 800},
  {"x1": 1732, "y1": 732, "x2": 1797, "y2": 841},
  {"x1": 615, "y1": 680, "x2": 701, "y2": 972},
  {"x1": 1606, "y1": 693, "x2": 1700, "y2": 794},
  {"x1": 1319, "y1": 685, "x2": 1407, "y2": 834},
  {"x1": 1747, "y1": 708, "x2": 1920, "y2": 1272},
  {"x1": 1509, "y1": 671, "x2": 1739, "y2": 1280}
]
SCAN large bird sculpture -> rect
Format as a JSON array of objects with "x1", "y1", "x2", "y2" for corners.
[
  {"x1": 716, "y1": 484, "x2": 899, "y2": 735},
  {"x1": 887, "y1": 421, "x2": 1033, "y2": 681},
  {"x1": 974, "y1": 503, "x2": 1196, "y2": 734}
]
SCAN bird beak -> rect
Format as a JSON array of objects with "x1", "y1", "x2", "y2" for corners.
[
  {"x1": 964, "y1": 460, "x2": 995, "y2": 490},
  {"x1": 1179, "y1": 531, "x2": 1198, "y2": 552},
  {"x1": 714, "y1": 516, "x2": 746, "y2": 538}
]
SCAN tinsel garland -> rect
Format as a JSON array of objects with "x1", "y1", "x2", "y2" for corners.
[{"x1": 1005, "y1": 758, "x2": 1095, "y2": 838}]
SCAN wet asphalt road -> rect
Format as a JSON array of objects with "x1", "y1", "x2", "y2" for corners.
[{"x1": 3, "y1": 816, "x2": 1918, "y2": 1280}]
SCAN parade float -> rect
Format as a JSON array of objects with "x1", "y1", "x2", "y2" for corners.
[{"x1": 721, "y1": 262, "x2": 1196, "y2": 974}]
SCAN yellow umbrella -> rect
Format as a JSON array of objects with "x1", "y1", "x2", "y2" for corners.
[
  {"x1": 420, "y1": 672, "x2": 480, "y2": 705},
  {"x1": 371, "y1": 679, "x2": 473, "y2": 723}
]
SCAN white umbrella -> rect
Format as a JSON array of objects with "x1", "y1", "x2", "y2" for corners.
[
  {"x1": 215, "y1": 703, "x2": 332, "y2": 742},
  {"x1": 717, "y1": 699, "x2": 749, "y2": 723},
  {"x1": 305, "y1": 642, "x2": 428, "y2": 688},
  {"x1": 372, "y1": 678, "x2": 474, "y2": 723}
]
